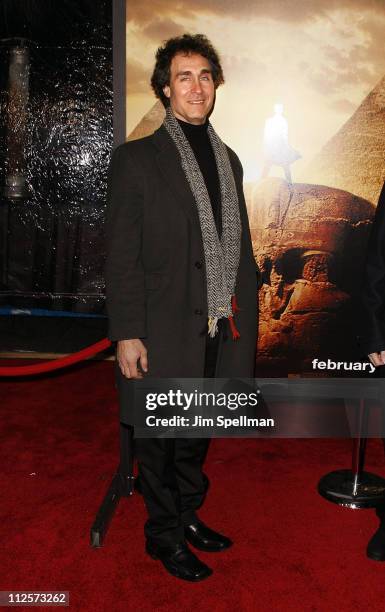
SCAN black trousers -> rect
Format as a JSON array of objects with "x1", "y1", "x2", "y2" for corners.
[{"x1": 134, "y1": 326, "x2": 222, "y2": 546}]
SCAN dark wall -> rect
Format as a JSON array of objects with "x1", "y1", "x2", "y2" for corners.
[{"x1": 0, "y1": 0, "x2": 113, "y2": 313}]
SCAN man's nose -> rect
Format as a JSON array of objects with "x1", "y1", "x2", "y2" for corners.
[{"x1": 191, "y1": 77, "x2": 202, "y2": 93}]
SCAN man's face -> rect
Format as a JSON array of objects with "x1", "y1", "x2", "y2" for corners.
[{"x1": 163, "y1": 52, "x2": 215, "y2": 125}]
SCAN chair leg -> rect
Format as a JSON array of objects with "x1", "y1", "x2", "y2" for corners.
[
  {"x1": 118, "y1": 423, "x2": 135, "y2": 496},
  {"x1": 90, "y1": 423, "x2": 135, "y2": 547}
]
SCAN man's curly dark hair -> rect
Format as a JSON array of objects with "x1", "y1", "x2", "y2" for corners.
[{"x1": 151, "y1": 34, "x2": 225, "y2": 107}]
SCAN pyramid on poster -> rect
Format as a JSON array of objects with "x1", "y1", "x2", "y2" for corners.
[
  {"x1": 301, "y1": 74, "x2": 385, "y2": 205},
  {"x1": 128, "y1": 101, "x2": 165, "y2": 141}
]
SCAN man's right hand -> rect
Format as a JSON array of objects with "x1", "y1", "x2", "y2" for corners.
[
  {"x1": 368, "y1": 351, "x2": 385, "y2": 367},
  {"x1": 117, "y1": 339, "x2": 148, "y2": 379}
]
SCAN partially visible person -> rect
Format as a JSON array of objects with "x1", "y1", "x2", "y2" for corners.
[{"x1": 358, "y1": 180, "x2": 385, "y2": 561}]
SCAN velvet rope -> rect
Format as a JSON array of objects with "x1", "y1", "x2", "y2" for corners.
[{"x1": 0, "y1": 338, "x2": 112, "y2": 377}]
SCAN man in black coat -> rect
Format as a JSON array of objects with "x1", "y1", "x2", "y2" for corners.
[
  {"x1": 105, "y1": 34, "x2": 258, "y2": 581},
  {"x1": 359, "y1": 181, "x2": 385, "y2": 561}
]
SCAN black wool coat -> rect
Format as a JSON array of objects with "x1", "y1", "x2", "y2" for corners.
[
  {"x1": 358, "y1": 181, "x2": 385, "y2": 355},
  {"x1": 105, "y1": 125, "x2": 259, "y2": 383}
]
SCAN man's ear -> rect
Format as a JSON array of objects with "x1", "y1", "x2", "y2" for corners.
[{"x1": 163, "y1": 84, "x2": 171, "y2": 99}]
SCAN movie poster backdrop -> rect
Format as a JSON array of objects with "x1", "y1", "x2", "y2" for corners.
[{"x1": 125, "y1": 0, "x2": 385, "y2": 376}]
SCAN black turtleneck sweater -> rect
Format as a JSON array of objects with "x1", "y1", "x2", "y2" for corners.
[{"x1": 177, "y1": 118, "x2": 221, "y2": 235}]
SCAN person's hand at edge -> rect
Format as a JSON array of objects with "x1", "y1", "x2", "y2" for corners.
[{"x1": 368, "y1": 350, "x2": 385, "y2": 367}]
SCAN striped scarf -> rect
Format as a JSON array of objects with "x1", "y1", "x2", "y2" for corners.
[{"x1": 163, "y1": 107, "x2": 242, "y2": 339}]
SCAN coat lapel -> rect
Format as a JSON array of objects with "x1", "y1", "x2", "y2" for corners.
[{"x1": 151, "y1": 125, "x2": 202, "y2": 231}]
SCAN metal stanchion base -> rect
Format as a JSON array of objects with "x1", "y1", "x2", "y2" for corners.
[{"x1": 318, "y1": 469, "x2": 385, "y2": 509}]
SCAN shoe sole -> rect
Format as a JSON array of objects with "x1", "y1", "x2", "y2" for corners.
[
  {"x1": 146, "y1": 547, "x2": 213, "y2": 581},
  {"x1": 367, "y1": 551, "x2": 385, "y2": 562}
]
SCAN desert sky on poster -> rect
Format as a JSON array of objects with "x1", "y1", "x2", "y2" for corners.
[{"x1": 125, "y1": 0, "x2": 385, "y2": 182}]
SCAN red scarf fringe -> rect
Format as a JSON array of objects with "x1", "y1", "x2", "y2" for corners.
[
  {"x1": 231, "y1": 294, "x2": 240, "y2": 313},
  {"x1": 228, "y1": 294, "x2": 241, "y2": 340}
]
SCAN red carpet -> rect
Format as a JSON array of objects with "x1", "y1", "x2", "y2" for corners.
[{"x1": 2, "y1": 360, "x2": 385, "y2": 611}]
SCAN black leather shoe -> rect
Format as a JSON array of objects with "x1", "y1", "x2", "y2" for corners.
[
  {"x1": 146, "y1": 540, "x2": 213, "y2": 581},
  {"x1": 184, "y1": 518, "x2": 233, "y2": 552},
  {"x1": 367, "y1": 528, "x2": 385, "y2": 561}
]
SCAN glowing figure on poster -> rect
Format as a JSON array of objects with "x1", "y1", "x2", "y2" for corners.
[{"x1": 261, "y1": 103, "x2": 300, "y2": 183}]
